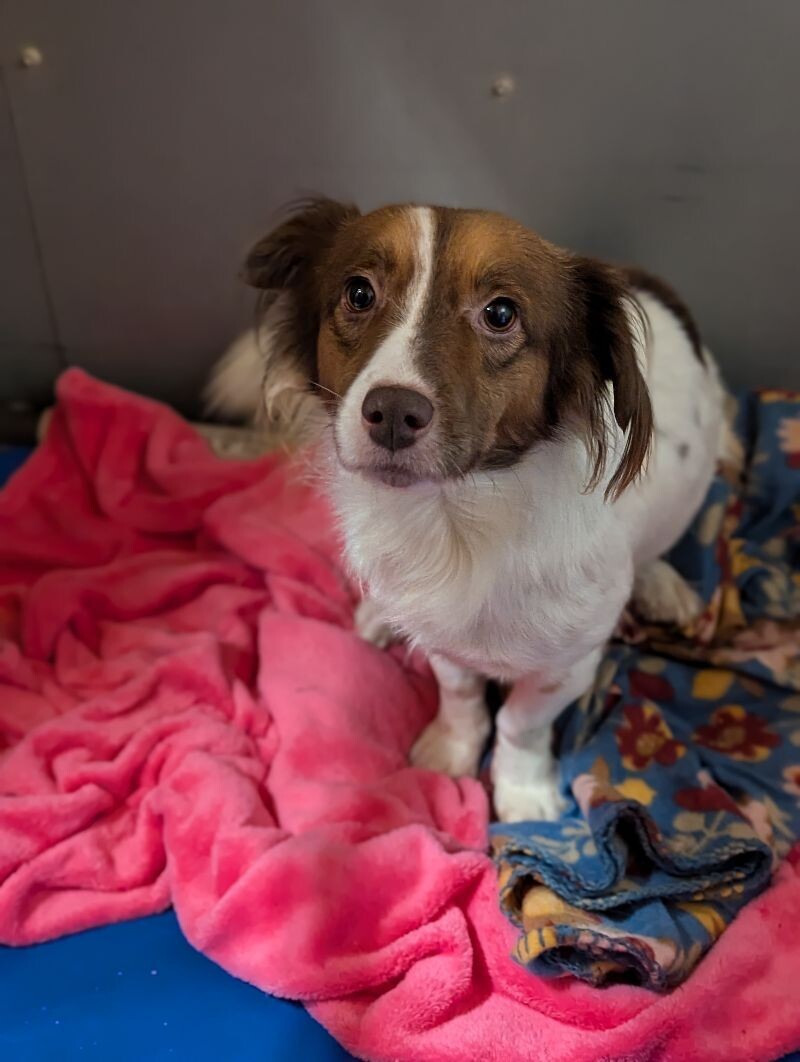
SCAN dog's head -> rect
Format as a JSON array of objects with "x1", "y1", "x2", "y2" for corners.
[{"x1": 243, "y1": 198, "x2": 652, "y2": 497}]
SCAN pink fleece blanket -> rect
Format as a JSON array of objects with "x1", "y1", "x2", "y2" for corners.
[{"x1": 1, "y1": 369, "x2": 799, "y2": 1062}]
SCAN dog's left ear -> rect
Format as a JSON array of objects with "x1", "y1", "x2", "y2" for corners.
[{"x1": 568, "y1": 257, "x2": 653, "y2": 500}]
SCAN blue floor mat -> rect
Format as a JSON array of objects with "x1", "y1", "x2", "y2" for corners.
[
  {"x1": 0, "y1": 911, "x2": 354, "y2": 1061},
  {"x1": 0, "y1": 445, "x2": 32, "y2": 484}
]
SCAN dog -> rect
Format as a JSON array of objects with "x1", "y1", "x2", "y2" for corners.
[{"x1": 207, "y1": 198, "x2": 735, "y2": 823}]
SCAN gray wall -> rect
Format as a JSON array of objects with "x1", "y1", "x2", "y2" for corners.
[{"x1": 1, "y1": 0, "x2": 799, "y2": 416}]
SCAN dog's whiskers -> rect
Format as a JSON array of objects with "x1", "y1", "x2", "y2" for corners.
[{"x1": 310, "y1": 381, "x2": 343, "y2": 401}]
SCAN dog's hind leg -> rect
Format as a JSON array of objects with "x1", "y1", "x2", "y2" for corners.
[
  {"x1": 354, "y1": 596, "x2": 396, "y2": 649},
  {"x1": 632, "y1": 559, "x2": 704, "y2": 627}
]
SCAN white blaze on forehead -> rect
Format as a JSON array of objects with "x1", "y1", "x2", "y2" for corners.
[
  {"x1": 355, "y1": 206, "x2": 434, "y2": 392},
  {"x1": 375, "y1": 204, "x2": 436, "y2": 388},
  {"x1": 335, "y1": 206, "x2": 436, "y2": 460}
]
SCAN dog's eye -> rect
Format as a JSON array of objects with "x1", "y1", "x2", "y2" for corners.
[
  {"x1": 344, "y1": 277, "x2": 375, "y2": 312},
  {"x1": 482, "y1": 297, "x2": 517, "y2": 333}
]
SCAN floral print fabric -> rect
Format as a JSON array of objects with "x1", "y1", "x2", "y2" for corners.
[{"x1": 491, "y1": 390, "x2": 800, "y2": 989}]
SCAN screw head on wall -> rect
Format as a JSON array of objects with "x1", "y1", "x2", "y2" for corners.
[
  {"x1": 490, "y1": 74, "x2": 515, "y2": 99},
  {"x1": 19, "y1": 45, "x2": 44, "y2": 69}
]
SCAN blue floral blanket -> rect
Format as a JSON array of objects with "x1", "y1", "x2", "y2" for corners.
[{"x1": 490, "y1": 390, "x2": 800, "y2": 989}]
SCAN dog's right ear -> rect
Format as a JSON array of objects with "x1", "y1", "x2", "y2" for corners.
[{"x1": 242, "y1": 197, "x2": 359, "y2": 291}]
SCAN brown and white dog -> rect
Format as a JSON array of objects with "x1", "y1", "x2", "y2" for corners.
[{"x1": 207, "y1": 198, "x2": 732, "y2": 823}]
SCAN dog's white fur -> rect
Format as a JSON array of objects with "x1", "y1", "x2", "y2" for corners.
[
  {"x1": 209, "y1": 206, "x2": 726, "y2": 822},
  {"x1": 204, "y1": 295, "x2": 325, "y2": 449}
]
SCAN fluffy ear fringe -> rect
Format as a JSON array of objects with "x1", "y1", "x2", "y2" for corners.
[{"x1": 569, "y1": 258, "x2": 653, "y2": 500}]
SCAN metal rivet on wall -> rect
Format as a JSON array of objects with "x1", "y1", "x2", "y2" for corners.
[
  {"x1": 490, "y1": 74, "x2": 515, "y2": 99},
  {"x1": 19, "y1": 45, "x2": 44, "y2": 69}
]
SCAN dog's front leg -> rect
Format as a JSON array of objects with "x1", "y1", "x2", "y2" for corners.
[
  {"x1": 410, "y1": 655, "x2": 490, "y2": 778},
  {"x1": 492, "y1": 648, "x2": 603, "y2": 823}
]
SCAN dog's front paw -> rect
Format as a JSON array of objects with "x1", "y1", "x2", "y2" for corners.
[
  {"x1": 410, "y1": 718, "x2": 487, "y2": 778},
  {"x1": 492, "y1": 774, "x2": 567, "y2": 824},
  {"x1": 354, "y1": 598, "x2": 395, "y2": 649}
]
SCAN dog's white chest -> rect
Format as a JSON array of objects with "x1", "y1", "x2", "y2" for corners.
[
  {"x1": 332, "y1": 453, "x2": 631, "y2": 681},
  {"x1": 398, "y1": 556, "x2": 626, "y2": 680}
]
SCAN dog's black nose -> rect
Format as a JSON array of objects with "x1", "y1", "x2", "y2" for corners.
[{"x1": 361, "y1": 386, "x2": 434, "y2": 451}]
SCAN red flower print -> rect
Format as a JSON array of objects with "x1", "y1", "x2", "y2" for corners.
[
  {"x1": 615, "y1": 702, "x2": 687, "y2": 771},
  {"x1": 602, "y1": 684, "x2": 624, "y2": 716},
  {"x1": 675, "y1": 784, "x2": 742, "y2": 817},
  {"x1": 693, "y1": 705, "x2": 780, "y2": 762},
  {"x1": 629, "y1": 670, "x2": 675, "y2": 703}
]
